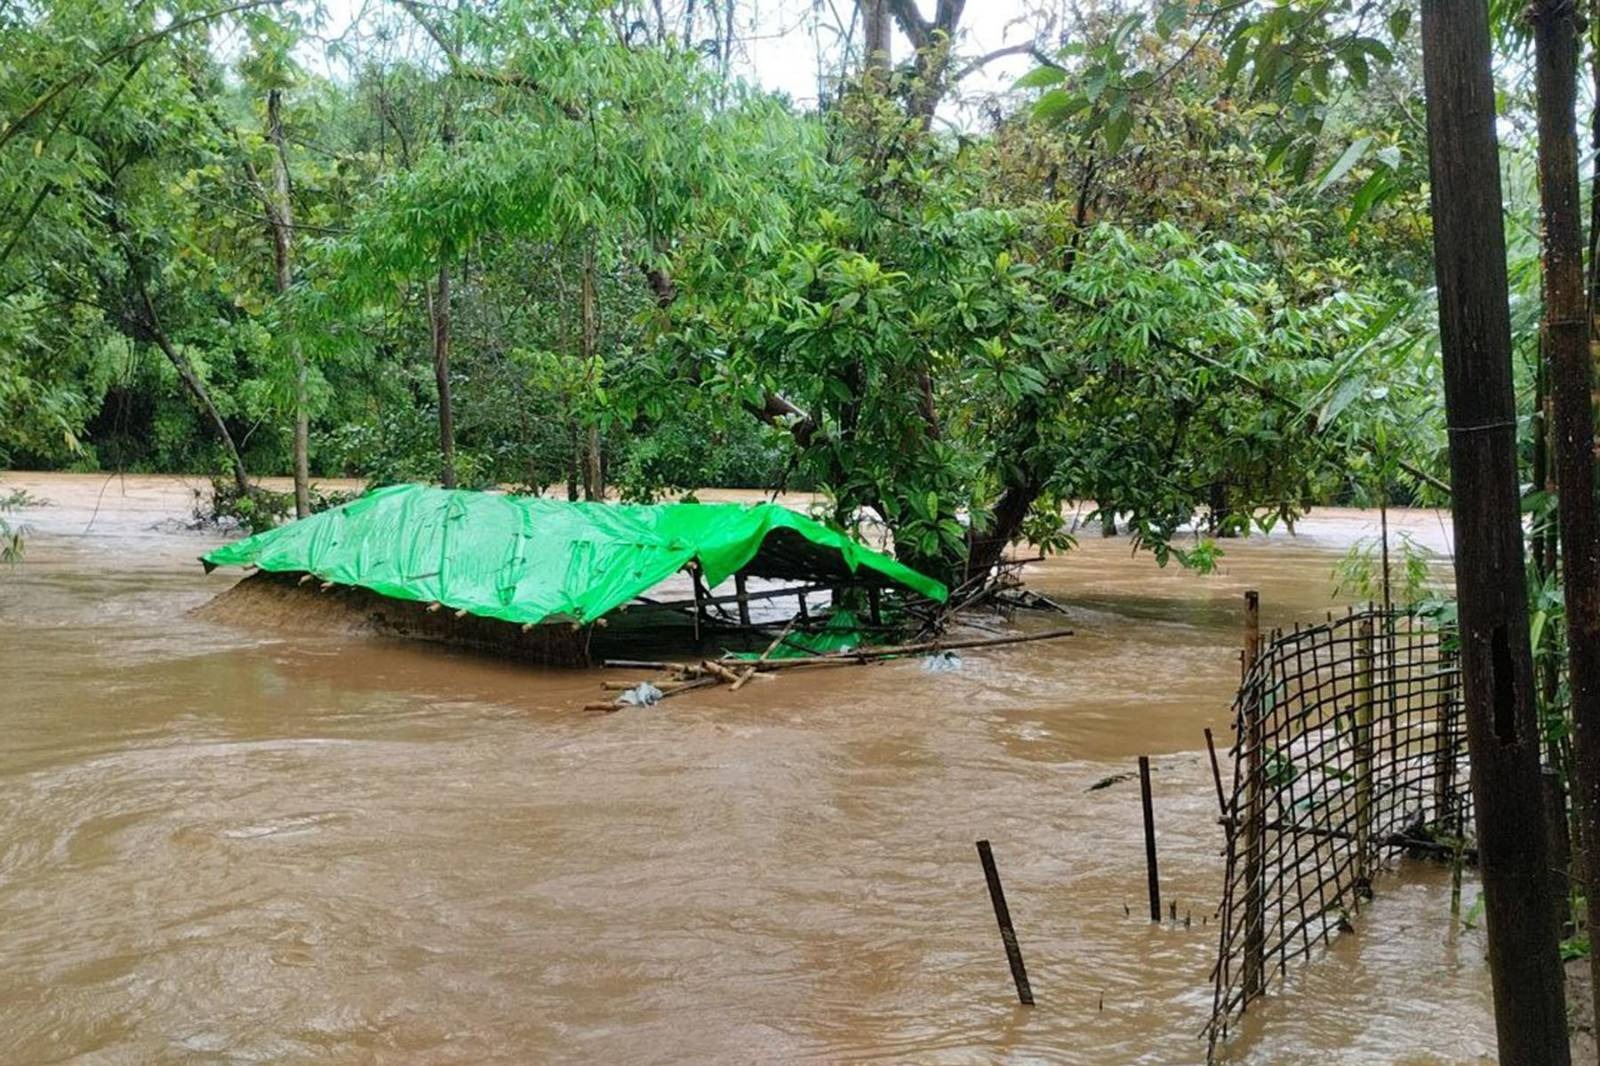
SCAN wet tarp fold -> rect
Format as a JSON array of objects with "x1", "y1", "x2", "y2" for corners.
[{"x1": 202, "y1": 485, "x2": 947, "y2": 626}]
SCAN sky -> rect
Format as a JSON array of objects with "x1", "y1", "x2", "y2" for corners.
[
  {"x1": 295, "y1": 0, "x2": 1053, "y2": 125},
  {"x1": 735, "y1": 0, "x2": 1049, "y2": 117}
]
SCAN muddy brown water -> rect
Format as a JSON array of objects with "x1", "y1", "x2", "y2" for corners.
[{"x1": 0, "y1": 474, "x2": 1494, "y2": 1063}]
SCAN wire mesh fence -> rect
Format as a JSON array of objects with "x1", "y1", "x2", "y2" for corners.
[{"x1": 1205, "y1": 604, "x2": 1467, "y2": 1057}]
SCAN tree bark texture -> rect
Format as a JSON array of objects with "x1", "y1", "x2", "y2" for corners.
[
  {"x1": 1534, "y1": 0, "x2": 1600, "y2": 1030},
  {"x1": 1421, "y1": 2, "x2": 1572, "y2": 1060}
]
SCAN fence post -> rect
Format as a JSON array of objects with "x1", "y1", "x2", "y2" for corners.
[
  {"x1": 1241, "y1": 590, "x2": 1266, "y2": 997},
  {"x1": 1139, "y1": 755, "x2": 1161, "y2": 922},
  {"x1": 1355, "y1": 617, "x2": 1375, "y2": 889},
  {"x1": 975, "y1": 840, "x2": 1034, "y2": 1006},
  {"x1": 1433, "y1": 644, "x2": 1458, "y2": 834}
]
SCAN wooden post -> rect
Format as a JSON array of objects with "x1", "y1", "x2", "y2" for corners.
[
  {"x1": 868, "y1": 585, "x2": 883, "y2": 627},
  {"x1": 1240, "y1": 590, "x2": 1266, "y2": 997},
  {"x1": 689, "y1": 564, "x2": 703, "y2": 643},
  {"x1": 1434, "y1": 644, "x2": 1458, "y2": 833},
  {"x1": 1139, "y1": 755, "x2": 1161, "y2": 922},
  {"x1": 797, "y1": 591, "x2": 809, "y2": 623},
  {"x1": 1243, "y1": 589, "x2": 1260, "y2": 680},
  {"x1": 734, "y1": 572, "x2": 751, "y2": 626},
  {"x1": 1354, "y1": 617, "x2": 1375, "y2": 888},
  {"x1": 975, "y1": 840, "x2": 1033, "y2": 1006},
  {"x1": 1421, "y1": 1, "x2": 1573, "y2": 1056}
]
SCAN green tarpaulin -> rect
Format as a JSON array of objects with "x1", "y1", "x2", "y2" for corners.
[{"x1": 201, "y1": 485, "x2": 947, "y2": 626}]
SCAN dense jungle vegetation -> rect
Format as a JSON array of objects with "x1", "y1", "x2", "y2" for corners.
[{"x1": 1, "y1": 0, "x2": 1474, "y2": 581}]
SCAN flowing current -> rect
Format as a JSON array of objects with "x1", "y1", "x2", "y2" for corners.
[{"x1": 0, "y1": 474, "x2": 1493, "y2": 1064}]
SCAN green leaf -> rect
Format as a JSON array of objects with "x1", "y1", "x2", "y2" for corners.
[
  {"x1": 1104, "y1": 108, "x2": 1135, "y2": 154},
  {"x1": 1223, "y1": 32, "x2": 1252, "y2": 81},
  {"x1": 1346, "y1": 170, "x2": 1394, "y2": 229},
  {"x1": 1314, "y1": 135, "x2": 1372, "y2": 194},
  {"x1": 1155, "y1": 1, "x2": 1187, "y2": 37},
  {"x1": 1032, "y1": 89, "x2": 1089, "y2": 123},
  {"x1": 1388, "y1": 8, "x2": 1411, "y2": 41},
  {"x1": 1014, "y1": 65, "x2": 1064, "y2": 90}
]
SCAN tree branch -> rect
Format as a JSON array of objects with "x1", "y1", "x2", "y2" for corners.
[
  {"x1": 0, "y1": 0, "x2": 282, "y2": 154},
  {"x1": 951, "y1": 42, "x2": 1057, "y2": 83}
]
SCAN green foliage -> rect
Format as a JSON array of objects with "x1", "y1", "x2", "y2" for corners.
[
  {"x1": 0, "y1": 487, "x2": 35, "y2": 563},
  {"x1": 1333, "y1": 529, "x2": 1440, "y2": 609},
  {"x1": 1, "y1": 0, "x2": 1448, "y2": 572}
]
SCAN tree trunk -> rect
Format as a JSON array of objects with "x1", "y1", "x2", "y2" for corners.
[
  {"x1": 266, "y1": 88, "x2": 309, "y2": 519},
  {"x1": 1534, "y1": 0, "x2": 1600, "y2": 1030},
  {"x1": 580, "y1": 240, "x2": 603, "y2": 501},
  {"x1": 431, "y1": 258, "x2": 457, "y2": 489},
  {"x1": 567, "y1": 420, "x2": 581, "y2": 502},
  {"x1": 1420, "y1": 3, "x2": 1572, "y2": 1061},
  {"x1": 863, "y1": 0, "x2": 891, "y2": 71}
]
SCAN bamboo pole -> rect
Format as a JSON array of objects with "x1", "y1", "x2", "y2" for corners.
[
  {"x1": 1355, "y1": 617, "x2": 1375, "y2": 888},
  {"x1": 1434, "y1": 644, "x2": 1458, "y2": 832},
  {"x1": 716, "y1": 628, "x2": 1073, "y2": 671},
  {"x1": 632, "y1": 582, "x2": 835, "y2": 614},
  {"x1": 699, "y1": 659, "x2": 743, "y2": 685},
  {"x1": 732, "y1": 617, "x2": 797, "y2": 692},
  {"x1": 1241, "y1": 590, "x2": 1265, "y2": 999}
]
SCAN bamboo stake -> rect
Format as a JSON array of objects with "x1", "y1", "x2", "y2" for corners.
[
  {"x1": 1355, "y1": 617, "x2": 1375, "y2": 887},
  {"x1": 1241, "y1": 590, "x2": 1266, "y2": 999},
  {"x1": 976, "y1": 840, "x2": 1034, "y2": 1006},
  {"x1": 1139, "y1": 755, "x2": 1161, "y2": 922},
  {"x1": 732, "y1": 617, "x2": 798, "y2": 692}
]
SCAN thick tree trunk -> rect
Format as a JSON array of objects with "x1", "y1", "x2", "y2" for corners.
[
  {"x1": 962, "y1": 479, "x2": 1041, "y2": 583},
  {"x1": 1420, "y1": 2, "x2": 1572, "y2": 1061},
  {"x1": 266, "y1": 88, "x2": 309, "y2": 519},
  {"x1": 580, "y1": 241, "x2": 603, "y2": 501},
  {"x1": 1534, "y1": 0, "x2": 1600, "y2": 1030},
  {"x1": 430, "y1": 259, "x2": 457, "y2": 489}
]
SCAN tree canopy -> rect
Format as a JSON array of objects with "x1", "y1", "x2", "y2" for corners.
[{"x1": 0, "y1": 0, "x2": 1459, "y2": 576}]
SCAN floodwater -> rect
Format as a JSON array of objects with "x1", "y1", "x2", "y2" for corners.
[{"x1": 0, "y1": 473, "x2": 1495, "y2": 1064}]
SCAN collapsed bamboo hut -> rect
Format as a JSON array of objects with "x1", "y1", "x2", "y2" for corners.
[{"x1": 198, "y1": 484, "x2": 953, "y2": 666}]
